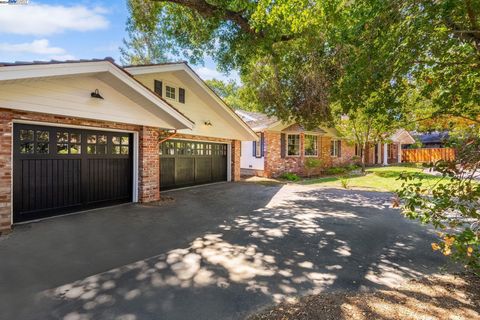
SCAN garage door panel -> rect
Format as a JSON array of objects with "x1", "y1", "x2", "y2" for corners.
[
  {"x1": 176, "y1": 157, "x2": 195, "y2": 186},
  {"x1": 195, "y1": 157, "x2": 212, "y2": 183},
  {"x1": 13, "y1": 124, "x2": 133, "y2": 223},
  {"x1": 87, "y1": 158, "x2": 131, "y2": 203},
  {"x1": 160, "y1": 140, "x2": 227, "y2": 190},
  {"x1": 160, "y1": 157, "x2": 175, "y2": 189},
  {"x1": 212, "y1": 157, "x2": 227, "y2": 182}
]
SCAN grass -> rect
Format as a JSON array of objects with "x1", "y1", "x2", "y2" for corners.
[{"x1": 300, "y1": 165, "x2": 448, "y2": 192}]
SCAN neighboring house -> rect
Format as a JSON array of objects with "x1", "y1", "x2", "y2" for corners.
[
  {"x1": 0, "y1": 59, "x2": 257, "y2": 232},
  {"x1": 236, "y1": 110, "x2": 415, "y2": 177},
  {"x1": 408, "y1": 131, "x2": 449, "y2": 149}
]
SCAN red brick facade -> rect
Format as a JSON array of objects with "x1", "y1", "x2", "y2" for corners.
[
  {"x1": 262, "y1": 131, "x2": 360, "y2": 178},
  {"x1": 0, "y1": 108, "x2": 242, "y2": 232}
]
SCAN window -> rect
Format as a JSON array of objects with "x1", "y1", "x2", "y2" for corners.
[
  {"x1": 87, "y1": 134, "x2": 107, "y2": 155},
  {"x1": 112, "y1": 135, "x2": 129, "y2": 155},
  {"x1": 287, "y1": 134, "x2": 300, "y2": 156},
  {"x1": 56, "y1": 132, "x2": 81, "y2": 155},
  {"x1": 331, "y1": 140, "x2": 341, "y2": 157},
  {"x1": 166, "y1": 86, "x2": 176, "y2": 100},
  {"x1": 304, "y1": 135, "x2": 318, "y2": 156}
]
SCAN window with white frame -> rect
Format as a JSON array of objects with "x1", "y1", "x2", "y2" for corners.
[
  {"x1": 166, "y1": 85, "x2": 176, "y2": 100},
  {"x1": 304, "y1": 135, "x2": 318, "y2": 156},
  {"x1": 331, "y1": 140, "x2": 341, "y2": 157},
  {"x1": 287, "y1": 134, "x2": 300, "y2": 156}
]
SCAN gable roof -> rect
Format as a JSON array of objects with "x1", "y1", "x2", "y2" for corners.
[
  {"x1": 0, "y1": 58, "x2": 194, "y2": 130},
  {"x1": 390, "y1": 129, "x2": 416, "y2": 144},
  {"x1": 235, "y1": 110, "x2": 280, "y2": 131},
  {"x1": 124, "y1": 63, "x2": 258, "y2": 141}
]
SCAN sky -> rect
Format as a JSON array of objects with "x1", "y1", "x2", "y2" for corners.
[{"x1": 0, "y1": 0, "x2": 239, "y2": 82}]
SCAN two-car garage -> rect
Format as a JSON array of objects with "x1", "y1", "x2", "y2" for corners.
[
  {"x1": 0, "y1": 59, "x2": 257, "y2": 232},
  {"x1": 13, "y1": 124, "x2": 229, "y2": 223}
]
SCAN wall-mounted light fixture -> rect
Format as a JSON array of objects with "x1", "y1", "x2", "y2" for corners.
[
  {"x1": 204, "y1": 120, "x2": 213, "y2": 126},
  {"x1": 90, "y1": 89, "x2": 104, "y2": 99}
]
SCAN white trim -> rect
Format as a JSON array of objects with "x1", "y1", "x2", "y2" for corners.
[
  {"x1": 10, "y1": 120, "x2": 141, "y2": 226},
  {"x1": 227, "y1": 143, "x2": 232, "y2": 182},
  {"x1": 0, "y1": 61, "x2": 194, "y2": 130},
  {"x1": 132, "y1": 132, "x2": 139, "y2": 202},
  {"x1": 383, "y1": 143, "x2": 388, "y2": 165},
  {"x1": 125, "y1": 63, "x2": 258, "y2": 140},
  {"x1": 286, "y1": 133, "x2": 301, "y2": 157}
]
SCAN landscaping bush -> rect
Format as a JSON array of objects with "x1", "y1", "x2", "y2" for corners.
[
  {"x1": 279, "y1": 172, "x2": 301, "y2": 182},
  {"x1": 304, "y1": 158, "x2": 323, "y2": 177},
  {"x1": 325, "y1": 167, "x2": 347, "y2": 175}
]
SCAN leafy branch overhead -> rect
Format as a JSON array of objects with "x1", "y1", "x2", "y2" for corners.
[{"x1": 129, "y1": 0, "x2": 480, "y2": 130}]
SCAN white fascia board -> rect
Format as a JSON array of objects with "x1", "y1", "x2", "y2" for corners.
[
  {"x1": 0, "y1": 61, "x2": 194, "y2": 130},
  {"x1": 106, "y1": 64, "x2": 193, "y2": 129},
  {"x1": 126, "y1": 63, "x2": 259, "y2": 141}
]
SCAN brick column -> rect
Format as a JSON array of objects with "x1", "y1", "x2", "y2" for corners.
[
  {"x1": 231, "y1": 140, "x2": 241, "y2": 181},
  {"x1": 0, "y1": 110, "x2": 13, "y2": 233},
  {"x1": 138, "y1": 126, "x2": 160, "y2": 202}
]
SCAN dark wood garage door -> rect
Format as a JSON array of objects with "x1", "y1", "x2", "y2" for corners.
[
  {"x1": 160, "y1": 140, "x2": 228, "y2": 190},
  {"x1": 13, "y1": 124, "x2": 133, "y2": 223}
]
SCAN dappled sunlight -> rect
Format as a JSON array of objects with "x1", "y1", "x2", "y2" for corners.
[{"x1": 40, "y1": 184, "x2": 454, "y2": 319}]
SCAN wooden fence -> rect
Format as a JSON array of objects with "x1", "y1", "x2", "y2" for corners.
[{"x1": 402, "y1": 148, "x2": 456, "y2": 163}]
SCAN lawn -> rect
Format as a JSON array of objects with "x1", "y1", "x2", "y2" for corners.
[{"x1": 300, "y1": 165, "x2": 449, "y2": 192}]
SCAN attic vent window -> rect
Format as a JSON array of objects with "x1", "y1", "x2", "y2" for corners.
[{"x1": 166, "y1": 86, "x2": 176, "y2": 100}]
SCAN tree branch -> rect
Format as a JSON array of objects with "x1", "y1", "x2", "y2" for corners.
[
  {"x1": 153, "y1": 0, "x2": 296, "y2": 41},
  {"x1": 153, "y1": 0, "x2": 255, "y2": 35}
]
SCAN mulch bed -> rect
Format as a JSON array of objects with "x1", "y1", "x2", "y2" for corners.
[{"x1": 247, "y1": 273, "x2": 480, "y2": 320}]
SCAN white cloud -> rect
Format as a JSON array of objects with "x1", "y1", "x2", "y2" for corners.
[
  {"x1": 0, "y1": 4, "x2": 109, "y2": 36},
  {"x1": 0, "y1": 39, "x2": 65, "y2": 55},
  {"x1": 49, "y1": 54, "x2": 76, "y2": 61},
  {"x1": 194, "y1": 66, "x2": 240, "y2": 83}
]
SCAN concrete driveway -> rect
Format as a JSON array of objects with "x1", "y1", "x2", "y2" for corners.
[{"x1": 0, "y1": 182, "x2": 453, "y2": 320}]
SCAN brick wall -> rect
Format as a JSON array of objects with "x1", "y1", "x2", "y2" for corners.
[
  {"x1": 0, "y1": 108, "x2": 146, "y2": 232},
  {"x1": 0, "y1": 110, "x2": 13, "y2": 233},
  {"x1": 332, "y1": 140, "x2": 357, "y2": 166},
  {"x1": 264, "y1": 132, "x2": 335, "y2": 178},
  {"x1": 139, "y1": 126, "x2": 161, "y2": 202},
  {"x1": 0, "y1": 108, "x2": 248, "y2": 232},
  {"x1": 262, "y1": 132, "x2": 364, "y2": 178},
  {"x1": 231, "y1": 140, "x2": 241, "y2": 181}
]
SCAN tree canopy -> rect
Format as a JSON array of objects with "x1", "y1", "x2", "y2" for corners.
[{"x1": 128, "y1": 0, "x2": 480, "y2": 129}]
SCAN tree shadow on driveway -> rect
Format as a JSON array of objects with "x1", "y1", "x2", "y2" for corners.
[{"x1": 0, "y1": 183, "x2": 458, "y2": 320}]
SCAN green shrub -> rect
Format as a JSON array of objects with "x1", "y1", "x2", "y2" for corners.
[
  {"x1": 345, "y1": 163, "x2": 360, "y2": 171},
  {"x1": 340, "y1": 176, "x2": 350, "y2": 189},
  {"x1": 304, "y1": 158, "x2": 323, "y2": 177},
  {"x1": 325, "y1": 167, "x2": 347, "y2": 175},
  {"x1": 279, "y1": 172, "x2": 300, "y2": 181}
]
